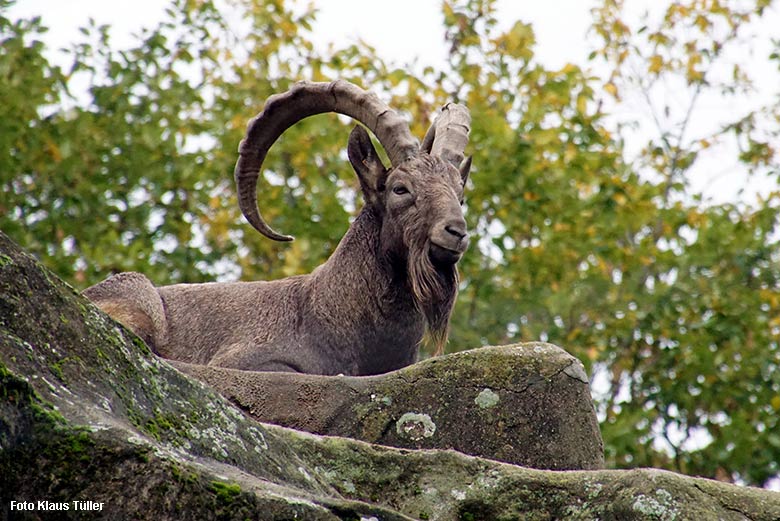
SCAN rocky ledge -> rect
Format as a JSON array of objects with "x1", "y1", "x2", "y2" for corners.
[
  {"x1": 173, "y1": 340, "x2": 605, "y2": 471},
  {"x1": 2, "y1": 231, "x2": 779, "y2": 520}
]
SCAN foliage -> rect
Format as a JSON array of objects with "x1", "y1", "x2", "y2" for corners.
[
  {"x1": 589, "y1": 0, "x2": 780, "y2": 486},
  {"x1": 1, "y1": 0, "x2": 779, "y2": 486}
]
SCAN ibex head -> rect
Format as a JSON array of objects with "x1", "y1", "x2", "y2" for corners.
[{"x1": 234, "y1": 80, "x2": 471, "y2": 353}]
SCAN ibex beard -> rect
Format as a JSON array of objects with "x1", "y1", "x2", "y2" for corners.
[{"x1": 410, "y1": 245, "x2": 458, "y2": 356}]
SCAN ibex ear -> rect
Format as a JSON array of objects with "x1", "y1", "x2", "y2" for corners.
[
  {"x1": 459, "y1": 156, "x2": 472, "y2": 186},
  {"x1": 348, "y1": 125, "x2": 388, "y2": 204}
]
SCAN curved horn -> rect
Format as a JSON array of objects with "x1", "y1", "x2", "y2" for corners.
[
  {"x1": 235, "y1": 80, "x2": 419, "y2": 241},
  {"x1": 424, "y1": 103, "x2": 471, "y2": 169}
]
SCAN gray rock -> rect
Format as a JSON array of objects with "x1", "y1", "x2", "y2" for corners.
[
  {"x1": 2, "y1": 230, "x2": 780, "y2": 520},
  {"x1": 172, "y1": 341, "x2": 605, "y2": 471}
]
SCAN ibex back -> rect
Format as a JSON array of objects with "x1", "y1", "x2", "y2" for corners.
[{"x1": 84, "y1": 80, "x2": 472, "y2": 376}]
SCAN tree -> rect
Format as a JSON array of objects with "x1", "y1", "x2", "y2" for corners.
[
  {"x1": 1, "y1": 0, "x2": 778, "y2": 486},
  {"x1": 589, "y1": 0, "x2": 780, "y2": 485}
]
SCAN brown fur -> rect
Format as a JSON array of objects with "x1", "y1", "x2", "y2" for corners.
[{"x1": 408, "y1": 238, "x2": 459, "y2": 356}]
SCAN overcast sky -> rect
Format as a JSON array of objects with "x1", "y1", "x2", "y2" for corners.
[{"x1": 9, "y1": 0, "x2": 596, "y2": 71}]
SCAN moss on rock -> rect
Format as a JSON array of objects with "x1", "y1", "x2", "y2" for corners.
[
  {"x1": 174, "y1": 341, "x2": 606, "y2": 471},
  {"x1": 2, "y1": 230, "x2": 780, "y2": 520}
]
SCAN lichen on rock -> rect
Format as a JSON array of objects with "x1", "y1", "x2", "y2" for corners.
[
  {"x1": 396, "y1": 412, "x2": 437, "y2": 441},
  {"x1": 2, "y1": 230, "x2": 780, "y2": 520},
  {"x1": 474, "y1": 388, "x2": 500, "y2": 409}
]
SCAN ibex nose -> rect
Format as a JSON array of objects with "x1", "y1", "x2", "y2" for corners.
[
  {"x1": 431, "y1": 216, "x2": 469, "y2": 264},
  {"x1": 445, "y1": 222, "x2": 467, "y2": 240}
]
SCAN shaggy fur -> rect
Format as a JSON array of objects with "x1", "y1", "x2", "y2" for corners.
[{"x1": 410, "y1": 248, "x2": 458, "y2": 356}]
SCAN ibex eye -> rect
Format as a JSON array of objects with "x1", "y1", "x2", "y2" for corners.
[{"x1": 392, "y1": 185, "x2": 409, "y2": 195}]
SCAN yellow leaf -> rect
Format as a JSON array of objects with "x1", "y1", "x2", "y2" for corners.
[
  {"x1": 46, "y1": 140, "x2": 62, "y2": 163},
  {"x1": 694, "y1": 14, "x2": 710, "y2": 31},
  {"x1": 230, "y1": 115, "x2": 245, "y2": 131},
  {"x1": 560, "y1": 63, "x2": 577, "y2": 75},
  {"x1": 686, "y1": 210, "x2": 704, "y2": 226},
  {"x1": 649, "y1": 54, "x2": 664, "y2": 74},
  {"x1": 772, "y1": 396, "x2": 780, "y2": 411},
  {"x1": 501, "y1": 21, "x2": 535, "y2": 60},
  {"x1": 565, "y1": 143, "x2": 578, "y2": 162},
  {"x1": 576, "y1": 95, "x2": 588, "y2": 115},
  {"x1": 760, "y1": 289, "x2": 778, "y2": 308},
  {"x1": 604, "y1": 82, "x2": 618, "y2": 98},
  {"x1": 442, "y1": 2, "x2": 455, "y2": 23}
]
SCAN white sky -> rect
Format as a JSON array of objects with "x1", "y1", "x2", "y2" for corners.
[{"x1": 9, "y1": 0, "x2": 596, "y2": 71}]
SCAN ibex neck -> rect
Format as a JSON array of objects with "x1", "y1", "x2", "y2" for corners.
[
  {"x1": 308, "y1": 208, "x2": 424, "y2": 374},
  {"x1": 315, "y1": 209, "x2": 413, "y2": 310}
]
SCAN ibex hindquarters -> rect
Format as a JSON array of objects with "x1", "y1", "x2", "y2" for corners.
[
  {"x1": 83, "y1": 272, "x2": 167, "y2": 351},
  {"x1": 84, "y1": 80, "x2": 472, "y2": 376}
]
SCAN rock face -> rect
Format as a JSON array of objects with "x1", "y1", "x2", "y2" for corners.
[
  {"x1": 172, "y1": 342, "x2": 605, "y2": 471},
  {"x1": 2, "y1": 230, "x2": 780, "y2": 520}
]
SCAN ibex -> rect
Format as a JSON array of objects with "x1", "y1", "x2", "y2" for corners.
[{"x1": 84, "y1": 80, "x2": 472, "y2": 376}]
